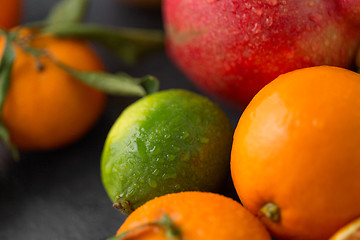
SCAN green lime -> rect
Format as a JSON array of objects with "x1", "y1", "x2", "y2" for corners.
[{"x1": 101, "y1": 89, "x2": 233, "y2": 214}]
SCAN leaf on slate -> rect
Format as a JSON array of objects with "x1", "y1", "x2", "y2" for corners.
[
  {"x1": 46, "y1": 0, "x2": 90, "y2": 26},
  {"x1": 58, "y1": 63, "x2": 159, "y2": 97},
  {"x1": 0, "y1": 123, "x2": 19, "y2": 160},
  {"x1": 44, "y1": 23, "x2": 164, "y2": 65},
  {"x1": 106, "y1": 235, "x2": 119, "y2": 240}
]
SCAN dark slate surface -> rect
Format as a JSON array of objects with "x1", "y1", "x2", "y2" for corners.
[{"x1": 0, "y1": 0, "x2": 242, "y2": 239}]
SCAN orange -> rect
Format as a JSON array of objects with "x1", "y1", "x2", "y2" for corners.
[
  {"x1": 0, "y1": 0, "x2": 21, "y2": 29},
  {"x1": 231, "y1": 66, "x2": 360, "y2": 240},
  {"x1": 0, "y1": 28, "x2": 106, "y2": 150},
  {"x1": 330, "y1": 217, "x2": 360, "y2": 240},
  {"x1": 115, "y1": 191, "x2": 271, "y2": 240}
]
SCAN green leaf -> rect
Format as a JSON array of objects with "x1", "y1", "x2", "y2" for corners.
[
  {"x1": 160, "y1": 214, "x2": 182, "y2": 239},
  {"x1": 0, "y1": 123, "x2": 19, "y2": 160},
  {"x1": 0, "y1": 30, "x2": 19, "y2": 160},
  {"x1": 106, "y1": 235, "x2": 119, "y2": 240},
  {"x1": 46, "y1": 0, "x2": 90, "y2": 25},
  {"x1": 0, "y1": 31, "x2": 15, "y2": 111},
  {"x1": 43, "y1": 23, "x2": 164, "y2": 65},
  {"x1": 57, "y1": 63, "x2": 159, "y2": 97}
]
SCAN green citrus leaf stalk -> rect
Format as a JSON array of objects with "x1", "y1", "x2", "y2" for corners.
[
  {"x1": 43, "y1": 23, "x2": 164, "y2": 65},
  {"x1": 107, "y1": 214, "x2": 182, "y2": 240},
  {"x1": 0, "y1": 29, "x2": 19, "y2": 160},
  {"x1": 57, "y1": 62, "x2": 159, "y2": 97},
  {"x1": 46, "y1": 0, "x2": 90, "y2": 25},
  {"x1": 12, "y1": 32, "x2": 160, "y2": 98}
]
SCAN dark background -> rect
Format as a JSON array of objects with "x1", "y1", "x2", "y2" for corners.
[{"x1": 0, "y1": 0, "x2": 242, "y2": 239}]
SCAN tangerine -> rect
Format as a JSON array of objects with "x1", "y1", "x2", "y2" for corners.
[
  {"x1": 0, "y1": 0, "x2": 21, "y2": 29},
  {"x1": 0, "y1": 28, "x2": 106, "y2": 150},
  {"x1": 115, "y1": 191, "x2": 271, "y2": 240},
  {"x1": 231, "y1": 66, "x2": 360, "y2": 240}
]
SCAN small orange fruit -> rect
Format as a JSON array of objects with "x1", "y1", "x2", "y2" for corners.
[
  {"x1": 330, "y1": 217, "x2": 360, "y2": 240},
  {"x1": 114, "y1": 191, "x2": 271, "y2": 240},
  {"x1": 0, "y1": 0, "x2": 21, "y2": 29},
  {"x1": 231, "y1": 66, "x2": 360, "y2": 240},
  {"x1": 0, "y1": 28, "x2": 106, "y2": 150}
]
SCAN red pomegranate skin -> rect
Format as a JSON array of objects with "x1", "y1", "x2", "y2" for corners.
[{"x1": 163, "y1": 0, "x2": 360, "y2": 107}]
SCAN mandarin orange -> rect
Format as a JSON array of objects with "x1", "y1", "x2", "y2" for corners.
[
  {"x1": 0, "y1": 29, "x2": 106, "y2": 150},
  {"x1": 115, "y1": 191, "x2": 271, "y2": 240},
  {"x1": 231, "y1": 66, "x2": 360, "y2": 240}
]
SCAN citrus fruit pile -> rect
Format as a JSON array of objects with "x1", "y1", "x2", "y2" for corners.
[
  {"x1": 105, "y1": 66, "x2": 360, "y2": 240},
  {"x1": 2, "y1": 1, "x2": 360, "y2": 240}
]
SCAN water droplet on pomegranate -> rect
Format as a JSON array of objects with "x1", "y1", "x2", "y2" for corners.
[
  {"x1": 251, "y1": 23, "x2": 262, "y2": 34},
  {"x1": 265, "y1": 0, "x2": 278, "y2": 6},
  {"x1": 252, "y1": 7, "x2": 263, "y2": 16},
  {"x1": 261, "y1": 34, "x2": 269, "y2": 41},
  {"x1": 241, "y1": 13, "x2": 249, "y2": 22},
  {"x1": 265, "y1": 16, "x2": 273, "y2": 27}
]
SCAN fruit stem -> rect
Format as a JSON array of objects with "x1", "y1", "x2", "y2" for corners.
[
  {"x1": 113, "y1": 197, "x2": 134, "y2": 215},
  {"x1": 107, "y1": 214, "x2": 182, "y2": 240},
  {"x1": 13, "y1": 33, "x2": 48, "y2": 73},
  {"x1": 260, "y1": 202, "x2": 281, "y2": 222},
  {"x1": 35, "y1": 59, "x2": 45, "y2": 71}
]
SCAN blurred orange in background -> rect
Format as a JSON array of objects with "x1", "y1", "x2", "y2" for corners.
[{"x1": 0, "y1": 28, "x2": 106, "y2": 150}]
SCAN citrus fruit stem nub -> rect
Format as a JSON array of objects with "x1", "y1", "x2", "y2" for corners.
[
  {"x1": 36, "y1": 60, "x2": 45, "y2": 71},
  {"x1": 113, "y1": 197, "x2": 134, "y2": 215},
  {"x1": 111, "y1": 214, "x2": 182, "y2": 240},
  {"x1": 260, "y1": 202, "x2": 281, "y2": 222}
]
